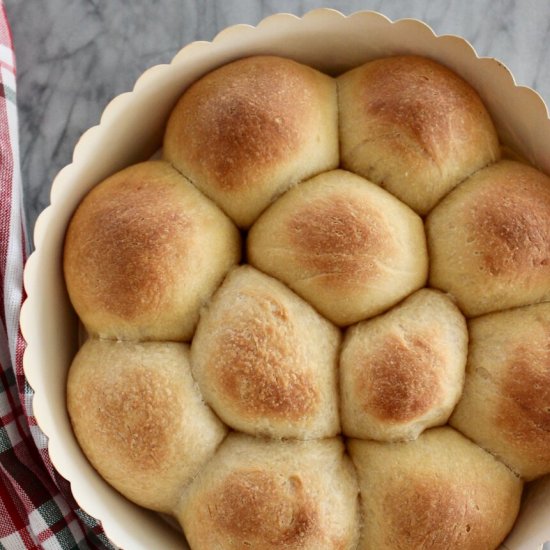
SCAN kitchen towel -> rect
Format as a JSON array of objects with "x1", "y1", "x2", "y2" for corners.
[{"x1": 0, "y1": 4, "x2": 113, "y2": 549}]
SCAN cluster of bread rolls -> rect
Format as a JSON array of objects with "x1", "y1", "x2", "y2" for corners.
[{"x1": 64, "y1": 54, "x2": 550, "y2": 549}]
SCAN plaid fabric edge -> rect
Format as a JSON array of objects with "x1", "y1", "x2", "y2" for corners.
[{"x1": 0, "y1": 2, "x2": 115, "y2": 548}]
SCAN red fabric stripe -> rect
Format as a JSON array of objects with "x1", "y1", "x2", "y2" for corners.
[
  {"x1": 0, "y1": 408, "x2": 14, "y2": 425},
  {"x1": 0, "y1": 5, "x2": 14, "y2": 62},
  {"x1": 0, "y1": 472, "x2": 39, "y2": 548},
  {"x1": 0, "y1": 472, "x2": 24, "y2": 536}
]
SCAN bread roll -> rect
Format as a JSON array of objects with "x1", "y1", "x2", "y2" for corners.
[
  {"x1": 163, "y1": 55, "x2": 338, "y2": 228},
  {"x1": 190, "y1": 266, "x2": 341, "y2": 439},
  {"x1": 427, "y1": 160, "x2": 550, "y2": 316},
  {"x1": 66, "y1": 339, "x2": 227, "y2": 513},
  {"x1": 176, "y1": 433, "x2": 359, "y2": 550},
  {"x1": 248, "y1": 169, "x2": 428, "y2": 326},
  {"x1": 340, "y1": 289, "x2": 467, "y2": 441},
  {"x1": 338, "y1": 55, "x2": 500, "y2": 214},
  {"x1": 450, "y1": 302, "x2": 550, "y2": 480},
  {"x1": 64, "y1": 160, "x2": 241, "y2": 341},
  {"x1": 349, "y1": 427, "x2": 522, "y2": 550}
]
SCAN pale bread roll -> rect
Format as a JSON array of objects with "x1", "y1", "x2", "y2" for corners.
[
  {"x1": 66, "y1": 339, "x2": 227, "y2": 514},
  {"x1": 338, "y1": 55, "x2": 500, "y2": 214},
  {"x1": 340, "y1": 289, "x2": 467, "y2": 441},
  {"x1": 63, "y1": 160, "x2": 241, "y2": 341},
  {"x1": 163, "y1": 55, "x2": 339, "y2": 228},
  {"x1": 450, "y1": 302, "x2": 550, "y2": 480},
  {"x1": 349, "y1": 427, "x2": 522, "y2": 550},
  {"x1": 176, "y1": 433, "x2": 359, "y2": 550},
  {"x1": 190, "y1": 266, "x2": 341, "y2": 439},
  {"x1": 427, "y1": 160, "x2": 550, "y2": 316},
  {"x1": 247, "y1": 169, "x2": 428, "y2": 326}
]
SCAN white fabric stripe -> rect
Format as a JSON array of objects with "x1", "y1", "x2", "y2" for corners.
[
  {"x1": 40, "y1": 518, "x2": 86, "y2": 550},
  {"x1": 30, "y1": 423, "x2": 48, "y2": 450},
  {"x1": 0, "y1": 416, "x2": 22, "y2": 451},
  {"x1": 29, "y1": 495, "x2": 85, "y2": 549},
  {"x1": 1, "y1": 65, "x2": 15, "y2": 90},
  {"x1": 0, "y1": 531, "x2": 27, "y2": 549},
  {"x1": 3, "y1": 71, "x2": 24, "y2": 371},
  {"x1": 0, "y1": 44, "x2": 14, "y2": 68},
  {"x1": 0, "y1": 61, "x2": 16, "y2": 375},
  {"x1": 28, "y1": 506, "x2": 49, "y2": 540}
]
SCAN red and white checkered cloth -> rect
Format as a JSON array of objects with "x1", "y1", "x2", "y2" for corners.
[{"x1": 0, "y1": 4, "x2": 114, "y2": 549}]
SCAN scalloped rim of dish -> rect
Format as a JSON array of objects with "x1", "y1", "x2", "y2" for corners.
[{"x1": 20, "y1": 8, "x2": 550, "y2": 550}]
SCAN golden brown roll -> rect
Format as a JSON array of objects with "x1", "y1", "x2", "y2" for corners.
[
  {"x1": 338, "y1": 55, "x2": 500, "y2": 214},
  {"x1": 247, "y1": 169, "x2": 428, "y2": 326},
  {"x1": 427, "y1": 160, "x2": 550, "y2": 317},
  {"x1": 66, "y1": 338, "x2": 227, "y2": 514},
  {"x1": 340, "y1": 289, "x2": 468, "y2": 441},
  {"x1": 163, "y1": 55, "x2": 339, "y2": 228},
  {"x1": 190, "y1": 266, "x2": 341, "y2": 439},
  {"x1": 64, "y1": 160, "x2": 241, "y2": 341},
  {"x1": 349, "y1": 427, "x2": 523, "y2": 550},
  {"x1": 450, "y1": 302, "x2": 550, "y2": 480},
  {"x1": 176, "y1": 433, "x2": 359, "y2": 550}
]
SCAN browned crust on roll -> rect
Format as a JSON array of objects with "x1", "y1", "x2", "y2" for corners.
[
  {"x1": 350, "y1": 56, "x2": 481, "y2": 163},
  {"x1": 358, "y1": 334, "x2": 441, "y2": 423},
  {"x1": 340, "y1": 289, "x2": 467, "y2": 442},
  {"x1": 209, "y1": 469, "x2": 317, "y2": 546},
  {"x1": 64, "y1": 160, "x2": 241, "y2": 341},
  {"x1": 65, "y1": 161, "x2": 192, "y2": 320},
  {"x1": 67, "y1": 339, "x2": 227, "y2": 513},
  {"x1": 383, "y1": 478, "x2": 492, "y2": 549},
  {"x1": 177, "y1": 435, "x2": 360, "y2": 550},
  {"x1": 450, "y1": 302, "x2": 550, "y2": 479},
  {"x1": 163, "y1": 55, "x2": 338, "y2": 227},
  {"x1": 349, "y1": 427, "x2": 523, "y2": 550},
  {"x1": 338, "y1": 55, "x2": 500, "y2": 214},
  {"x1": 190, "y1": 266, "x2": 340, "y2": 439},
  {"x1": 497, "y1": 344, "x2": 550, "y2": 453},
  {"x1": 473, "y1": 172, "x2": 550, "y2": 277},
  {"x1": 248, "y1": 169, "x2": 428, "y2": 326},
  {"x1": 213, "y1": 290, "x2": 319, "y2": 420},
  {"x1": 286, "y1": 193, "x2": 386, "y2": 286},
  {"x1": 72, "y1": 355, "x2": 180, "y2": 470},
  {"x1": 165, "y1": 56, "x2": 309, "y2": 190},
  {"x1": 427, "y1": 160, "x2": 550, "y2": 316}
]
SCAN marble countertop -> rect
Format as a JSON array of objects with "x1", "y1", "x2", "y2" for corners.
[{"x1": 5, "y1": 0, "x2": 550, "y2": 245}]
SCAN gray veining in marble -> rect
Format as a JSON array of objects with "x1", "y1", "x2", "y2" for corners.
[{"x1": 4, "y1": 0, "x2": 550, "y2": 245}]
